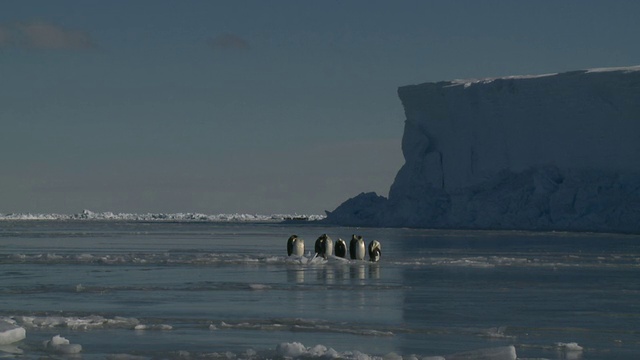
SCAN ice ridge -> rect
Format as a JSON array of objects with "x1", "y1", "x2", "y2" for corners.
[{"x1": 0, "y1": 209, "x2": 325, "y2": 222}]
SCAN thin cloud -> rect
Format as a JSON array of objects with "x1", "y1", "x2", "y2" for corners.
[
  {"x1": 0, "y1": 21, "x2": 95, "y2": 50},
  {"x1": 207, "y1": 33, "x2": 250, "y2": 50},
  {"x1": 18, "y1": 21, "x2": 95, "y2": 50}
]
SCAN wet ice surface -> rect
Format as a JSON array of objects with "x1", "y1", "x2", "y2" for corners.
[{"x1": 1, "y1": 221, "x2": 639, "y2": 359}]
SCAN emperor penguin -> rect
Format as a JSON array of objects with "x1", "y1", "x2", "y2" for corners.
[
  {"x1": 314, "y1": 234, "x2": 334, "y2": 259},
  {"x1": 368, "y1": 240, "x2": 381, "y2": 262},
  {"x1": 349, "y1": 234, "x2": 366, "y2": 260},
  {"x1": 287, "y1": 235, "x2": 305, "y2": 256},
  {"x1": 334, "y1": 238, "x2": 347, "y2": 258}
]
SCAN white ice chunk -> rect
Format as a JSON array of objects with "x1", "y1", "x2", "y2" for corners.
[
  {"x1": 0, "y1": 320, "x2": 26, "y2": 345},
  {"x1": 134, "y1": 324, "x2": 173, "y2": 330},
  {"x1": 307, "y1": 344, "x2": 329, "y2": 357},
  {"x1": 383, "y1": 352, "x2": 403, "y2": 360},
  {"x1": 43, "y1": 334, "x2": 82, "y2": 354},
  {"x1": 248, "y1": 283, "x2": 270, "y2": 290},
  {"x1": 324, "y1": 347, "x2": 340, "y2": 358},
  {"x1": 0, "y1": 344, "x2": 23, "y2": 355},
  {"x1": 276, "y1": 342, "x2": 307, "y2": 358},
  {"x1": 556, "y1": 342, "x2": 584, "y2": 351}
]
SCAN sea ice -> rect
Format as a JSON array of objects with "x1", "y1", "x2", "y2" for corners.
[
  {"x1": 273, "y1": 342, "x2": 518, "y2": 360},
  {"x1": 13, "y1": 315, "x2": 141, "y2": 331},
  {"x1": 134, "y1": 324, "x2": 173, "y2": 330},
  {"x1": 0, "y1": 210, "x2": 325, "y2": 222},
  {"x1": 443, "y1": 345, "x2": 516, "y2": 360}
]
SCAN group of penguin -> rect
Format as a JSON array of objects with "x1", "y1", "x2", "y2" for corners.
[{"x1": 286, "y1": 234, "x2": 382, "y2": 262}]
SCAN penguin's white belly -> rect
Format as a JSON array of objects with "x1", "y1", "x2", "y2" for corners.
[
  {"x1": 292, "y1": 239, "x2": 304, "y2": 256},
  {"x1": 354, "y1": 241, "x2": 365, "y2": 260}
]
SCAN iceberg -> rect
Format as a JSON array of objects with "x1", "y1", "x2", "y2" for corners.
[{"x1": 326, "y1": 66, "x2": 640, "y2": 233}]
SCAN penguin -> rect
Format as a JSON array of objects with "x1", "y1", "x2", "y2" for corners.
[
  {"x1": 314, "y1": 234, "x2": 334, "y2": 259},
  {"x1": 334, "y1": 238, "x2": 347, "y2": 258},
  {"x1": 368, "y1": 240, "x2": 381, "y2": 262},
  {"x1": 349, "y1": 234, "x2": 366, "y2": 260},
  {"x1": 287, "y1": 235, "x2": 304, "y2": 256}
]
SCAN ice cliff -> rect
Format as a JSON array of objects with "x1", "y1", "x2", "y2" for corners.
[{"x1": 326, "y1": 66, "x2": 640, "y2": 233}]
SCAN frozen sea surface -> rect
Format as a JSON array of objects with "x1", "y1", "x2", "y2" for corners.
[{"x1": 1, "y1": 220, "x2": 639, "y2": 359}]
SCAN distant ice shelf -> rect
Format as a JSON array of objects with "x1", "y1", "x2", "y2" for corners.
[
  {"x1": 326, "y1": 65, "x2": 640, "y2": 233},
  {"x1": 0, "y1": 209, "x2": 325, "y2": 222}
]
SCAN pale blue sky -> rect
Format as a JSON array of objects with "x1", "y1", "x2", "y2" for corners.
[{"x1": 1, "y1": 1, "x2": 639, "y2": 215}]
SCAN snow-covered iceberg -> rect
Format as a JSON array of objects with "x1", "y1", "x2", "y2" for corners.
[{"x1": 326, "y1": 66, "x2": 640, "y2": 233}]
